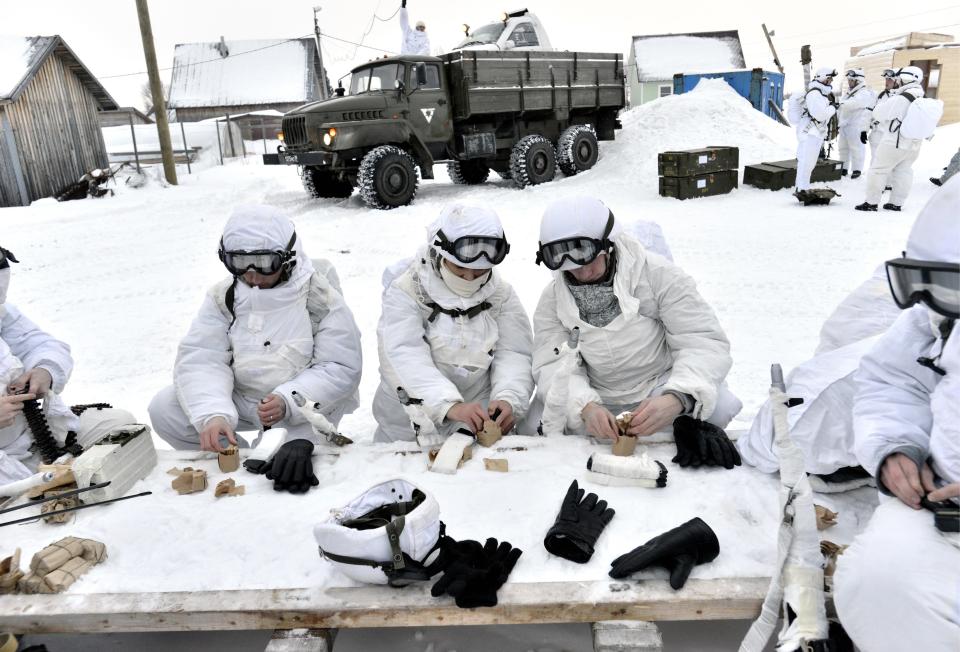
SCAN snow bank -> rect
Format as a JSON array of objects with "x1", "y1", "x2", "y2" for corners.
[
  {"x1": 633, "y1": 35, "x2": 744, "y2": 82},
  {"x1": 101, "y1": 121, "x2": 245, "y2": 161},
  {"x1": 0, "y1": 36, "x2": 38, "y2": 98}
]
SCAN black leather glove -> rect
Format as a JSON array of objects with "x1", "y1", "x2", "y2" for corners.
[
  {"x1": 431, "y1": 537, "x2": 522, "y2": 608},
  {"x1": 860, "y1": 131, "x2": 868, "y2": 144},
  {"x1": 672, "y1": 416, "x2": 741, "y2": 470},
  {"x1": 256, "y1": 439, "x2": 319, "y2": 493},
  {"x1": 544, "y1": 480, "x2": 615, "y2": 563},
  {"x1": 609, "y1": 517, "x2": 720, "y2": 589}
]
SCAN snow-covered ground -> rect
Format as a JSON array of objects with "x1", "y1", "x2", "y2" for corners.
[{"x1": 3, "y1": 80, "x2": 957, "y2": 650}]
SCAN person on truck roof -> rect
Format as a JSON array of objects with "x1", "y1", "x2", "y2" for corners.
[
  {"x1": 372, "y1": 204, "x2": 534, "y2": 442},
  {"x1": 531, "y1": 197, "x2": 742, "y2": 448},
  {"x1": 0, "y1": 245, "x2": 142, "y2": 486},
  {"x1": 399, "y1": 0, "x2": 430, "y2": 56},
  {"x1": 148, "y1": 205, "x2": 362, "y2": 492}
]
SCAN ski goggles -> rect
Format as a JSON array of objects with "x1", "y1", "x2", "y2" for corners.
[
  {"x1": 536, "y1": 211, "x2": 615, "y2": 271},
  {"x1": 434, "y1": 229, "x2": 510, "y2": 265},
  {"x1": 845, "y1": 70, "x2": 863, "y2": 79},
  {"x1": 0, "y1": 247, "x2": 18, "y2": 270},
  {"x1": 219, "y1": 232, "x2": 297, "y2": 276},
  {"x1": 881, "y1": 69, "x2": 896, "y2": 78},
  {"x1": 886, "y1": 257, "x2": 960, "y2": 319}
]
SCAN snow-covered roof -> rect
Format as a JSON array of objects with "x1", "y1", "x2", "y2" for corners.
[
  {"x1": 167, "y1": 38, "x2": 322, "y2": 109},
  {"x1": 0, "y1": 35, "x2": 117, "y2": 107},
  {"x1": 854, "y1": 37, "x2": 908, "y2": 57},
  {"x1": 631, "y1": 31, "x2": 745, "y2": 82}
]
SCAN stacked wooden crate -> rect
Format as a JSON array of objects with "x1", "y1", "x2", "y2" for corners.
[{"x1": 658, "y1": 147, "x2": 739, "y2": 200}]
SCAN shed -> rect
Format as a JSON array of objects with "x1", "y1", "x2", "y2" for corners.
[
  {"x1": 0, "y1": 35, "x2": 118, "y2": 207},
  {"x1": 98, "y1": 106, "x2": 153, "y2": 129},
  {"x1": 167, "y1": 37, "x2": 326, "y2": 137},
  {"x1": 627, "y1": 31, "x2": 745, "y2": 106},
  {"x1": 844, "y1": 31, "x2": 959, "y2": 125}
]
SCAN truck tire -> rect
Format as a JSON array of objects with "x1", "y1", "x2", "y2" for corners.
[
  {"x1": 447, "y1": 160, "x2": 490, "y2": 185},
  {"x1": 509, "y1": 135, "x2": 556, "y2": 188},
  {"x1": 358, "y1": 145, "x2": 420, "y2": 209},
  {"x1": 556, "y1": 125, "x2": 599, "y2": 177},
  {"x1": 301, "y1": 166, "x2": 353, "y2": 198}
]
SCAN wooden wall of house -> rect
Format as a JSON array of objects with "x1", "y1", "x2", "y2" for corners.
[
  {"x1": 0, "y1": 107, "x2": 25, "y2": 207},
  {"x1": 894, "y1": 48, "x2": 959, "y2": 125},
  {"x1": 2, "y1": 52, "x2": 109, "y2": 205},
  {"x1": 98, "y1": 110, "x2": 152, "y2": 128}
]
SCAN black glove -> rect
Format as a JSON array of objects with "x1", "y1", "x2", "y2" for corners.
[
  {"x1": 431, "y1": 537, "x2": 522, "y2": 608},
  {"x1": 672, "y1": 416, "x2": 741, "y2": 470},
  {"x1": 609, "y1": 517, "x2": 720, "y2": 589},
  {"x1": 544, "y1": 480, "x2": 615, "y2": 563},
  {"x1": 860, "y1": 131, "x2": 868, "y2": 144},
  {"x1": 252, "y1": 439, "x2": 319, "y2": 493}
]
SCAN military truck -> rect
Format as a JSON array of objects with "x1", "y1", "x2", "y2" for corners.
[{"x1": 264, "y1": 50, "x2": 626, "y2": 209}]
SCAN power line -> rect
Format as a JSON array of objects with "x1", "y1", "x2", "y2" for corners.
[
  {"x1": 774, "y1": 5, "x2": 960, "y2": 41},
  {"x1": 321, "y1": 31, "x2": 399, "y2": 56}
]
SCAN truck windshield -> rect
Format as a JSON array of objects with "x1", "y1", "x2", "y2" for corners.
[
  {"x1": 456, "y1": 22, "x2": 505, "y2": 47},
  {"x1": 349, "y1": 63, "x2": 402, "y2": 95}
]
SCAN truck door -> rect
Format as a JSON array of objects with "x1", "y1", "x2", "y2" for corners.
[{"x1": 408, "y1": 62, "x2": 452, "y2": 146}]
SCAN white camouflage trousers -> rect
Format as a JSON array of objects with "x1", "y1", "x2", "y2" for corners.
[
  {"x1": 837, "y1": 124, "x2": 865, "y2": 174},
  {"x1": 834, "y1": 496, "x2": 960, "y2": 651},
  {"x1": 795, "y1": 131, "x2": 824, "y2": 191},
  {"x1": 864, "y1": 142, "x2": 921, "y2": 206}
]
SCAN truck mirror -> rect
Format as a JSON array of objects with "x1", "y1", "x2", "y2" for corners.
[
  {"x1": 416, "y1": 64, "x2": 428, "y2": 87},
  {"x1": 394, "y1": 79, "x2": 404, "y2": 90},
  {"x1": 504, "y1": 40, "x2": 517, "y2": 50}
]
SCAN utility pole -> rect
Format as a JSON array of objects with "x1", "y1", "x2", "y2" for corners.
[
  {"x1": 313, "y1": 6, "x2": 330, "y2": 99},
  {"x1": 761, "y1": 24, "x2": 784, "y2": 75},
  {"x1": 135, "y1": 0, "x2": 177, "y2": 185}
]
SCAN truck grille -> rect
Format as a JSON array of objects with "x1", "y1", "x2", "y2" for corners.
[
  {"x1": 342, "y1": 110, "x2": 383, "y2": 121},
  {"x1": 282, "y1": 116, "x2": 307, "y2": 146}
]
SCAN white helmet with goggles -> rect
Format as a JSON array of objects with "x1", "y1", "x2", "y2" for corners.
[
  {"x1": 895, "y1": 66, "x2": 924, "y2": 86},
  {"x1": 314, "y1": 478, "x2": 445, "y2": 586},
  {"x1": 845, "y1": 68, "x2": 865, "y2": 80},
  {"x1": 430, "y1": 204, "x2": 510, "y2": 269},
  {"x1": 537, "y1": 196, "x2": 618, "y2": 271},
  {"x1": 813, "y1": 67, "x2": 837, "y2": 83},
  {"x1": 218, "y1": 205, "x2": 299, "y2": 280},
  {"x1": 885, "y1": 176, "x2": 960, "y2": 321}
]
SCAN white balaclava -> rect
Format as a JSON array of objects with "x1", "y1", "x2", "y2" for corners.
[
  {"x1": 538, "y1": 196, "x2": 620, "y2": 271},
  {"x1": 429, "y1": 204, "x2": 504, "y2": 297}
]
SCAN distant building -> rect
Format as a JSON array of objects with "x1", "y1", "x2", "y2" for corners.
[
  {"x1": 98, "y1": 107, "x2": 153, "y2": 129},
  {"x1": 845, "y1": 31, "x2": 958, "y2": 125},
  {"x1": 167, "y1": 37, "x2": 327, "y2": 137},
  {"x1": 627, "y1": 30, "x2": 746, "y2": 106},
  {"x1": 0, "y1": 35, "x2": 118, "y2": 207}
]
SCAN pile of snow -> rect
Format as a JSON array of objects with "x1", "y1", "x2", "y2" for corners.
[
  {"x1": 168, "y1": 39, "x2": 317, "y2": 108},
  {"x1": 0, "y1": 36, "x2": 39, "y2": 99},
  {"x1": 633, "y1": 35, "x2": 744, "y2": 82}
]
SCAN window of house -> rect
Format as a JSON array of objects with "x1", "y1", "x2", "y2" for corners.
[{"x1": 659, "y1": 85, "x2": 672, "y2": 98}]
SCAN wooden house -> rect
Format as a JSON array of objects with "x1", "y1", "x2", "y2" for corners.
[
  {"x1": 0, "y1": 35, "x2": 118, "y2": 207},
  {"x1": 845, "y1": 32, "x2": 959, "y2": 125}
]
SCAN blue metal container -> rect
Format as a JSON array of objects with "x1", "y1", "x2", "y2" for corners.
[{"x1": 673, "y1": 68, "x2": 785, "y2": 121}]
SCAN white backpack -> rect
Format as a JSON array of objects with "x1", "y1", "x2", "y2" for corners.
[
  {"x1": 898, "y1": 92, "x2": 943, "y2": 140},
  {"x1": 786, "y1": 90, "x2": 807, "y2": 125}
]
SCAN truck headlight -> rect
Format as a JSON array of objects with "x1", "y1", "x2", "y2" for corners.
[
  {"x1": 278, "y1": 131, "x2": 285, "y2": 142},
  {"x1": 323, "y1": 128, "x2": 337, "y2": 146}
]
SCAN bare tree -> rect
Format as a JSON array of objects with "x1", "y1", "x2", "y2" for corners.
[{"x1": 140, "y1": 80, "x2": 169, "y2": 116}]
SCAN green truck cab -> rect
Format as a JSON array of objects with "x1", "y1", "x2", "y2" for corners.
[{"x1": 264, "y1": 51, "x2": 625, "y2": 209}]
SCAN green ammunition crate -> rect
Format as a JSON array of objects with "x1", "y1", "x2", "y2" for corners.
[
  {"x1": 743, "y1": 163, "x2": 797, "y2": 190},
  {"x1": 658, "y1": 169, "x2": 738, "y2": 200},
  {"x1": 766, "y1": 158, "x2": 844, "y2": 182},
  {"x1": 657, "y1": 146, "x2": 740, "y2": 177}
]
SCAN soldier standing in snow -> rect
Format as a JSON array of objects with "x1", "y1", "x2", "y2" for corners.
[
  {"x1": 398, "y1": 0, "x2": 430, "y2": 56},
  {"x1": 148, "y1": 206, "x2": 362, "y2": 491},
  {"x1": 531, "y1": 197, "x2": 742, "y2": 445},
  {"x1": 372, "y1": 204, "x2": 533, "y2": 442},
  {"x1": 856, "y1": 66, "x2": 928, "y2": 212},
  {"x1": 866, "y1": 69, "x2": 897, "y2": 161},
  {"x1": 793, "y1": 68, "x2": 838, "y2": 201},
  {"x1": 834, "y1": 176, "x2": 960, "y2": 650},
  {"x1": 837, "y1": 68, "x2": 876, "y2": 179}
]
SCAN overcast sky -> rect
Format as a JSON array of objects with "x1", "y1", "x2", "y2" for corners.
[{"x1": 5, "y1": 0, "x2": 960, "y2": 108}]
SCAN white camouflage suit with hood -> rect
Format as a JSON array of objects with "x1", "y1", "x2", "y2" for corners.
[
  {"x1": 372, "y1": 204, "x2": 534, "y2": 442},
  {"x1": 837, "y1": 68, "x2": 876, "y2": 175},
  {"x1": 795, "y1": 68, "x2": 837, "y2": 192},
  {"x1": 834, "y1": 176, "x2": 960, "y2": 650},
  {"x1": 532, "y1": 197, "x2": 741, "y2": 435},
  {"x1": 0, "y1": 249, "x2": 78, "y2": 483},
  {"x1": 399, "y1": 7, "x2": 430, "y2": 56},
  {"x1": 149, "y1": 206, "x2": 362, "y2": 448}
]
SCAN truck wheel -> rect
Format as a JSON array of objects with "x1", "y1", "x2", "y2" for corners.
[
  {"x1": 301, "y1": 166, "x2": 353, "y2": 198},
  {"x1": 447, "y1": 160, "x2": 490, "y2": 185},
  {"x1": 358, "y1": 145, "x2": 420, "y2": 209},
  {"x1": 556, "y1": 125, "x2": 599, "y2": 176},
  {"x1": 509, "y1": 135, "x2": 556, "y2": 188}
]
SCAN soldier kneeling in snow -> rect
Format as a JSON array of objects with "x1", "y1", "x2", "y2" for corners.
[
  {"x1": 0, "y1": 246, "x2": 140, "y2": 485},
  {"x1": 531, "y1": 197, "x2": 742, "y2": 458},
  {"x1": 149, "y1": 206, "x2": 362, "y2": 485},
  {"x1": 834, "y1": 176, "x2": 960, "y2": 649}
]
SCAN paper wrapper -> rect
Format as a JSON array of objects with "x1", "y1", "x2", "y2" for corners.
[
  {"x1": 168, "y1": 467, "x2": 208, "y2": 494},
  {"x1": 41, "y1": 491, "x2": 79, "y2": 524},
  {"x1": 428, "y1": 444, "x2": 472, "y2": 467},
  {"x1": 19, "y1": 537, "x2": 107, "y2": 594},
  {"x1": 815, "y1": 504, "x2": 838, "y2": 530},
  {"x1": 0, "y1": 549, "x2": 23, "y2": 594},
  {"x1": 215, "y1": 478, "x2": 246, "y2": 498},
  {"x1": 483, "y1": 458, "x2": 509, "y2": 473},
  {"x1": 218, "y1": 446, "x2": 240, "y2": 473},
  {"x1": 477, "y1": 420, "x2": 502, "y2": 448}
]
